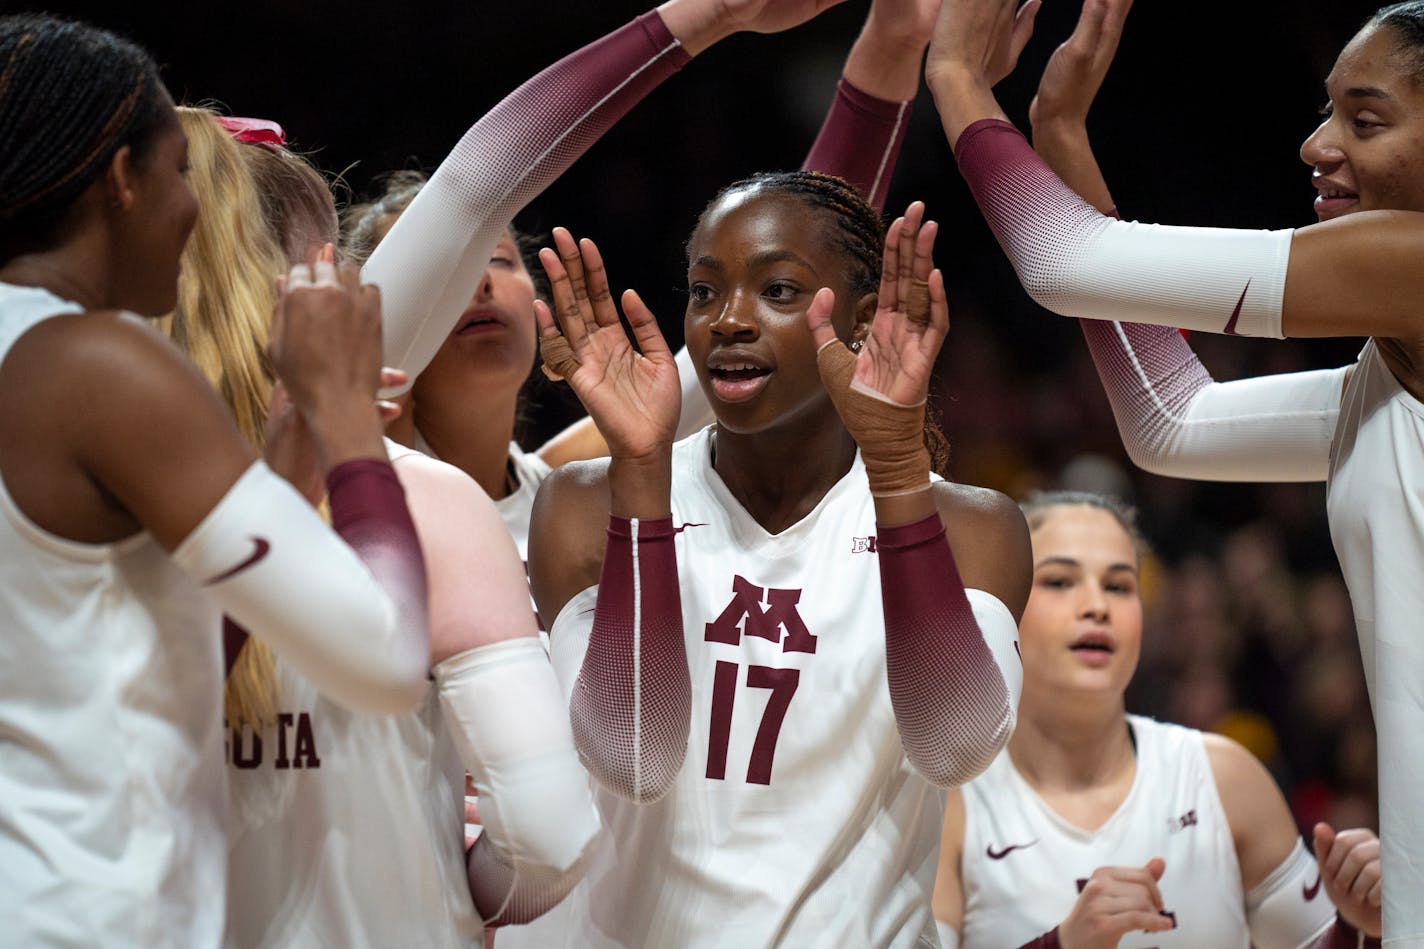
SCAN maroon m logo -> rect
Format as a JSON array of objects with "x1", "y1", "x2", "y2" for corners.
[{"x1": 704, "y1": 575, "x2": 818, "y2": 654}]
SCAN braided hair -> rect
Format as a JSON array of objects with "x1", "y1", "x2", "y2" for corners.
[
  {"x1": 1370, "y1": 2, "x2": 1424, "y2": 83},
  {"x1": 692, "y1": 170, "x2": 952, "y2": 476},
  {"x1": 0, "y1": 14, "x2": 169, "y2": 263}
]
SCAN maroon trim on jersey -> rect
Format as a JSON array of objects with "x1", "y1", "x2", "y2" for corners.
[
  {"x1": 877, "y1": 512, "x2": 1011, "y2": 787},
  {"x1": 223, "y1": 616, "x2": 249, "y2": 676},
  {"x1": 1311, "y1": 916, "x2": 1381, "y2": 949},
  {"x1": 1016, "y1": 928, "x2": 1062, "y2": 948},
  {"x1": 325, "y1": 456, "x2": 429, "y2": 636},
  {"x1": 802, "y1": 77, "x2": 910, "y2": 213},
  {"x1": 570, "y1": 514, "x2": 690, "y2": 803}
]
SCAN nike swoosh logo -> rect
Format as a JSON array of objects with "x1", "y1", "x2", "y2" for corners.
[
  {"x1": 986, "y1": 840, "x2": 1038, "y2": 860},
  {"x1": 1303, "y1": 872, "x2": 1322, "y2": 901},
  {"x1": 204, "y1": 537, "x2": 271, "y2": 585},
  {"x1": 675, "y1": 522, "x2": 707, "y2": 534},
  {"x1": 1223, "y1": 280, "x2": 1251, "y2": 336}
]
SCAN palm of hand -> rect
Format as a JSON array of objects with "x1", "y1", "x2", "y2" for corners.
[
  {"x1": 564, "y1": 323, "x2": 680, "y2": 458},
  {"x1": 853, "y1": 311, "x2": 938, "y2": 406}
]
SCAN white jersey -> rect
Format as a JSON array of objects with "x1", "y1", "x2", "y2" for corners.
[
  {"x1": 1328, "y1": 338, "x2": 1424, "y2": 944},
  {"x1": 224, "y1": 441, "x2": 479, "y2": 949},
  {"x1": 0, "y1": 282, "x2": 227, "y2": 946},
  {"x1": 959, "y1": 716, "x2": 1248, "y2": 947},
  {"x1": 540, "y1": 426, "x2": 944, "y2": 948}
]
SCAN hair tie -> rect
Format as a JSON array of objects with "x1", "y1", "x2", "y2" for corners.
[{"x1": 214, "y1": 115, "x2": 286, "y2": 146}]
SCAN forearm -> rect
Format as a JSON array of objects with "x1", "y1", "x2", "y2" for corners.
[
  {"x1": 569, "y1": 513, "x2": 690, "y2": 802},
  {"x1": 802, "y1": 78, "x2": 912, "y2": 213},
  {"x1": 878, "y1": 513, "x2": 1020, "y2": 787},
  {"x1": 1030, "y1": 120, "x2": 1114, "y2": 215},
  {"x1": 367, "y1": 11, "x2": 690, "y2": 386},
  {"x1": 953, "y1": 118, "x2": 1292, "y2": 338},
  {"x1": 1079, "y1": 319, "x2": 1340, "y2": 482},
  {"x1": 173, "y1": 461, "x2": 429, "y2": 714},
  {"x1": 437, "y1": 639, "x2": 598, "y2": 926}
]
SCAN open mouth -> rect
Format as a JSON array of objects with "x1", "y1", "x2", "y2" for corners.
[
  {"x1": 456, "y1": 315, "x2": 502, "y2": 335},
  {"x1": 1313, "y1": 186, "x2": 1359, "y2": 220},
  {"x1": 1069, "y1": 632, "x2": 1115, "y2": 661},
  {"x1": 707, "y1": 358, "x2": 772, "y2": 403}
]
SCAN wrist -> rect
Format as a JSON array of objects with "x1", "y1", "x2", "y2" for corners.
[
  {"x1": 656, "y1": 0, "x2": 733, "y2": 57},
  {"x1": 608, "y1": 451, "x2": 673, "y2": 519},
  {"x1": 305, "y1": 401, "x2": 387, "y2": 470}
]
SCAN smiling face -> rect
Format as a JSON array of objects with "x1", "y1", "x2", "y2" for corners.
[
  {"x1": 414, "y1": 229, "x2": 539, "y2": 404},
  {"x1": 1300, "y1": 22, "x2": 1424, "y2": 220},
  {"x1": 1019, "y1": 504, "x2": 1143, "y2": 701},
  {"x1": 683, "y1": 186, "x2": 874, "y2": 436}
]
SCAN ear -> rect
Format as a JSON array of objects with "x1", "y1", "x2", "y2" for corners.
[
  {"x1": 850, "y1": 291, "x2": 877, "y2": 345},
  {"x1": 102, "y1": 144, "x2": 139, "y2": 212}
]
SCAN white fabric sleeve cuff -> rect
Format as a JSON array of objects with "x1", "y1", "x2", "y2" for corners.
[
  {"x1": 1244, "y1": 838, "x2": 1337, "y2": 949},
  {"x1": 172, "y1": 461, "x2": 427, "y2": 714},
  {"x1": 968, "y1": 588, "x2": 1022, "y2": 725},
  {"x1": 435, "y1": 637, "x2": 599, "y2": 923}
]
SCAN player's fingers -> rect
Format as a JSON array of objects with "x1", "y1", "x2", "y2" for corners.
[
  {"x1": 926, "y1": 268, "x2": 950, "y2": 339},
  {"x1": 878, "y1": 217, "x2": 903, "y2": 314},
  {"x1": 622, "y1": 288, "x2": 671, "y2": 359},
  {"x1": 579, "y1": 238, "x2": 621, "y2": 329},
  {"x1": 1009, "y1": 0, "x2": 1043, "y2": 63},
  {"x1": 896, "y1": 204, "x2": 922, "y2": 306},
  {"x1": 538, "y1": 248, "x2": 590, "y2": 350},
  {"x1": 805, "y1": 288, "x2": 840, "y2": 350},
  {"x1": 551, "y1": 226, "x2": 589, "y2": 304}
]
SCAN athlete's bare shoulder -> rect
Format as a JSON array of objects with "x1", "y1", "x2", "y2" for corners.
[
  {"x1": 528, "y1": 456, "x2": 614, "y2": 631},
  {"x1": 930, "y1": 481, "x2": 1031, "y2": 620}
]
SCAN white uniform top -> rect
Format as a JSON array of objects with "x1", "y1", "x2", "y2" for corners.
[
  {"x1": 414, "y1": 432, "x2": 549, "y2": 562},
  {"x1": 959, "y1": 716, "x2": 1246, "y2": 947},
  {"x1": 0, "y1": 282, "x2": 227, "y2": 946},
  {"x1": 224, "y1": 441, "x2": 480, "y2": 949},
  {"x1": 540, "y1": 426, "x2": 944, "y2": 948},
  {"x1": 1328, "y1": 339, "x2": 1424, "y2": 943}
]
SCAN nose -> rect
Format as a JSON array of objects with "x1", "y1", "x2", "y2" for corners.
[
  {"x1": 1079, "y1": 582, "x2": 1109, "y2": 622},
  {"x1": 1300, "y1": 117, "x2": 1345, "y2": 172},
  {"x1": 708, "y1": 291, "x2": 758, "y2": 340},
  {"x1": 474, "y1": 266, "x2": 495, "y2": 301}
]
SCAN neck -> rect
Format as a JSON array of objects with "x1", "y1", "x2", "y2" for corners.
[
  {"x1": 1008, "y1": 687, "x2": 1134, "y2": 792},
  {"x1": 413, "y1": 386, "x2": 520, "y2": 500},
  {"x1": 712, "y1": 405, "x2": 858, "y2": 533},
  {"x1": 0, "y1": 249, "x2": 110, "y2": 311}
]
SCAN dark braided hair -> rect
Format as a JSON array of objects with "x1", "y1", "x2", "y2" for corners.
[
  {"x1": 1370, "y1": 2, "x2": 1424, "y2": 84},
  {"x1": 692, "y1": 170, "x2": 953, "y2": 476},
  {"x1": 0, "y1": 14, "x2": 169, "y2": 263}
]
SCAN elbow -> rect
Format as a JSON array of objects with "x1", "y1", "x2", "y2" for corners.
[
  {"x1": 574, "y1": 728, "x2": 687, "y2": 804},
  {"x1": 904, "y1": 701, "x2": 1014, "y2": 789}
]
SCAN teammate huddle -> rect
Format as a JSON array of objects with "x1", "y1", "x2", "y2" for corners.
[{"x1": 0, "y1": 0, "x2": 1416, "y2": 946}]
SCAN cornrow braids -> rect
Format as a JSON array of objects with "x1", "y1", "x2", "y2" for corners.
[
  {"x1": 693, "y1": 171, "x2": 953, "y2": 477},
  {"x1": 1371, "y1": 1, "x2": 1424, "y2": 84},
  {"x1": 0, "y1": 14, "x2": 168, "y2": 262},
  {"x1": 700, "y1": 170, "x2": 885, "y2": 299}
]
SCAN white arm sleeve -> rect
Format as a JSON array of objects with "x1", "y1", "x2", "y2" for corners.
[
  {"x1": 363, "y1": 13, "x2": 689, "y2": 393},
  {"x1": 435, "y1": 638, "x2": 599, "y2": 926},
  {"x1": 969, "y1": 588, "x2": 1023, "y2": 723},
  {"x1": 1245, "y1": 838, "x2": 1337, "y2": 949},
  {"x1": 674, "y1": 345, "x2": 715, "y2": 440},
  {"x1": 1079, "y1": 319, "x2": 1345, "y2": 482},
  {"x1": 172, "y1": 461, "x2": 428, "y2": 714},
  {"x1": 955, "y1": 119, "x2": 1293, "y2": 339}
]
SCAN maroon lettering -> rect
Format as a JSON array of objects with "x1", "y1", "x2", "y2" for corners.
[
  {"x1": 706, "y1": 660, "x2": 739, "y2": 781},
  {"x1": 704, "y1": 575, "x2": 818, "y2": 654},
  {"x1": 275, "y1": 712, "x2": 294, "y2": 770},
  {"x1": 706, "y1": 662, "x2": 801, "y2": 786},
  {"x1": 294, "y1": 713, "x2": 321, "y2": 769},
  {"x1": 745, "y1": 666, "x2": 799, "y2": 785},
  {"x1": 231, "y1": 727, "x2": 263, "y2": 769}
]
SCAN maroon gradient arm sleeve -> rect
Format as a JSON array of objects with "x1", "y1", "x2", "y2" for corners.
[
  {"x1": 801, "y1": 78, "x2": 912, "y2": 212},
  {"x1": 1311, "y1": 917, "x2": 1382, "y2": 949},
  {"x1": 326, "y1": 458, "x2": 429, "y2": 643},
  {"x1": 878, "y1": 513, "x2": 1015, "y2": 788},
  {"x1": 570, "y1": 515, "x2": 690, "y2": 802},
  {"x1": 1017, "y1": 930, "x2": 1061, "y2": 948}
]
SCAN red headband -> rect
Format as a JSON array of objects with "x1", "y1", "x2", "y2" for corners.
[{"x1": 214, "y1": 115, "x2": 286, "y2": 146}]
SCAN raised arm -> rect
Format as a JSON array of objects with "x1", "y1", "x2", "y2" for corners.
[
  {"x1": 389, "y1": 450, "x2": 597, "y2": 924},
  {"x1": 925, "y1": 0, "x2": 1424, "y2": 342},
  {"x1": 1028, "y1": 0, "x2": 1340, "y2": 483},
  {"x1": 529, "y1": 230, "x2": 690, "y2": 803},
  {"x1": 369, "y1": 0, "x2": 848, "y2": 392},
  {"x1": 808, "y1": 203, "x2": 1027, "y2": 787}
]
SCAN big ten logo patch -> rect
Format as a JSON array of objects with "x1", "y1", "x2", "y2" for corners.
[
  {"x1": 227, "y1": 712, "x2": 321, "y2": 770},
  {"x1": 703, "y1": 575, "x2": 817, "y2": 654},
  {"x1": 1167, "y1": 809, "x2": 1197, "y2": 833},
  {"x1": 850, "y1": 536, "x2": 877, "y2": 553}
]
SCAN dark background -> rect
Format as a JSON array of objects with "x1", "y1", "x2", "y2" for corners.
[{"x1": 14, "y1": 0, "x2": 1390, "y2": 828}]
